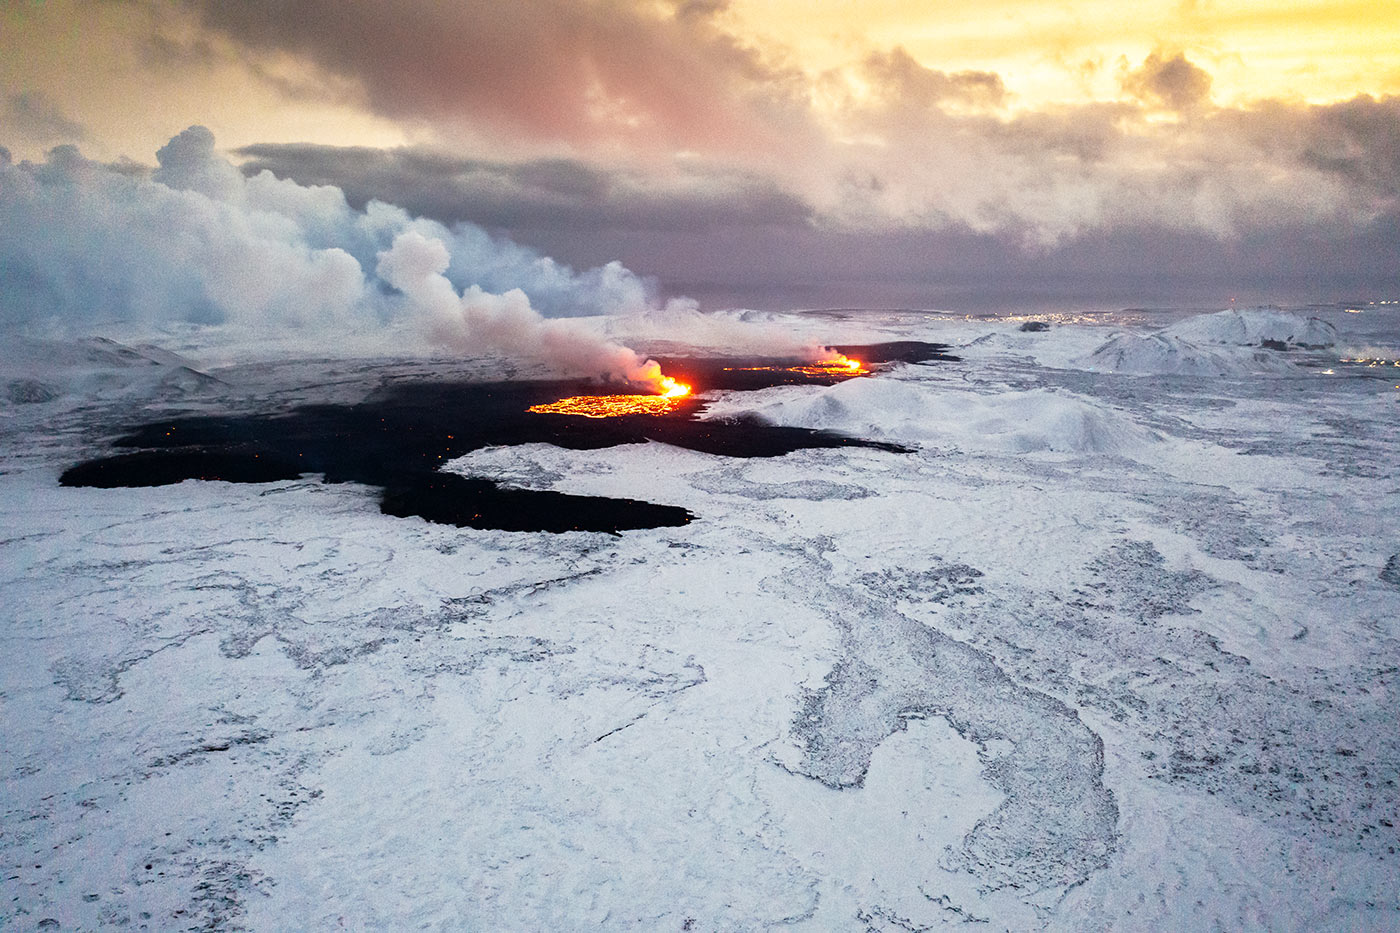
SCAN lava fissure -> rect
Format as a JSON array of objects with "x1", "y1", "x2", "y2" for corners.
[
  {"x1": 60, "y1": 369, "x2": 917, "y2": 532},
  {"x1": 528, "y1": 374, "x2": 693, "y2": 418}
]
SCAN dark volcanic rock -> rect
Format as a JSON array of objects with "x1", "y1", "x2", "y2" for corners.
[
  {"x1": 7, "y1": 378, "x2": 59, "y2": 404},
  {"x1": 833, "y1": 341, "x2": 960, "y2": 364},
  {"x1": 1381, "y1": 554, "x2": 1400, "y2": 587},
  {"x1": 380, "y1": 473, "x2": 692, "y2": 533},
  {"x1": 60, "y1": 446, "x2": 302, "y2": 488},
  {"x1": 62, "y1": 374, "x2": 914, "y2": 533}
]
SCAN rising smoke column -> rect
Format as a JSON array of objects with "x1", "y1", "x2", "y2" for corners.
[
  {"x1": 0, "y1": 127, "x2": 664, "y2": 353},
  {"x1": 1, "y1": 125, "x2": 845, "y2": 376},
  {"x1": 377, "y1": 231, "x2": 670, "y2": 388}
]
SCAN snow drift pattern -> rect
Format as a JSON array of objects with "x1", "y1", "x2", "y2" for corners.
[{"x1": 704, "y1": 378, "x2": 1158, "y2": 454}]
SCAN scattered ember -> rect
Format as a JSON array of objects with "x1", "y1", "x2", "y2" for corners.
[
  {"x1": 528, "y1": 375, "x2": 692, "y2": 418},
  {"x1": 723, "y1": 355, "x2": 869, "y2": 377}
]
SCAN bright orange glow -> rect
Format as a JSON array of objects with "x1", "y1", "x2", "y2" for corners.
[
  {"x1": 528, "y1": 374, "x2": 693, "y2": 418},
  {"x1": 724, "y1": 354, "x2": 871, "y2": 377},
  {"x1": 722, "y1": 0, "x2": 1400, "y2": 109},
  {"x1": 658, "y1": 376, "x2": 692, "y2": 398}
]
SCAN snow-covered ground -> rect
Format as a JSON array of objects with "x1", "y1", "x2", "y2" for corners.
[{"x1": 3, "y1": 307, "x2": 1398, "y2": 930}]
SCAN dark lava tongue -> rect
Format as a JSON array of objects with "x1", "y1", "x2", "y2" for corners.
[{"x1": 60, "y1": 360, "x2": 921, "y2": 533}]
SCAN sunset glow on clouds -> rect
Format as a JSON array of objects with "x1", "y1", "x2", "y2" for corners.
[
  {"x1": 3, "y1": 0, "x2": 1398, "y2": 310},
  {"x1": 725, "y1": 0, "x2": 1400, "y2": 109}
]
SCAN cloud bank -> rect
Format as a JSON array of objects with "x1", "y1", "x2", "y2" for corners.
[
  {"x1": 161, "y1": 1, "x2": 1398, "y2": 244},
  {"x1": 170, "y1": 0, "x2": 1400, "y2": 306},
  {"x1": 178, "y1": 0, "x2": 809, "y2": 160}
]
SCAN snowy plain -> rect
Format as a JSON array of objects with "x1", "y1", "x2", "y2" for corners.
[{"x1": 2, "y1": 306, "x2": 1398, "y2": 931}]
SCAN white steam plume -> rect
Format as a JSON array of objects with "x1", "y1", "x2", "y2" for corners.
[
  {"x1": 377, "y1": 231, "x2": 668, "y2": 388},
  {"x1": 0, "y1": 126, "x2": 666, "y2": 373},
  {"x1": 607, "y1": 302, "x2": 844, "y2": 361},
  {"x1": 1, "y1": 125, "x2": 864, "y2": 377}
]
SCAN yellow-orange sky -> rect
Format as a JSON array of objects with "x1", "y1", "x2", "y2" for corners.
[
  {"x1": 723, "y1": 0, "x2": 1400, "y2": 108},
  {"x1": 0, "y1": 2, "x2": 410, "y2": 161}
]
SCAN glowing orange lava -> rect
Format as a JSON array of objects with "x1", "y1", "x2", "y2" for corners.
[
  {"x1": 528, "y1": 377, "x2": 693, "y2": 418},
  {"x1": 658, "y1": 376, "x2": 691, "y2": 398},
  {"x1": 1341, "y1": 357, "x2": 1400, "y2": 367},
  {"x1": 724, "y1": 355, "x2": 870, "y2": 377}
]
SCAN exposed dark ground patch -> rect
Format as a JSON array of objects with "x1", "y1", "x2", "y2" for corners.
[
  {"x1": 61, "y1": 344, "x2": 944, "y2": 533},
  {"x1": 1383, "y1": 554, "x2": 1400, "y2": 587}
]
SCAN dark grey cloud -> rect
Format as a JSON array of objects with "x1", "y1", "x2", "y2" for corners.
[
  {"x1": 594, "y1": 211, "x2": 1400, "y2": 312},
  {"x1": 1122, "y1": 51, "x2": 1213, "y2": 111},
  {"x1": 234, "y1": 143, "x2": 813, "y2": 234},
  {"x1": 860, "y1": 47, "x2": 1007, "y2": 110},
  {"x1": 178, "y1": 0, "x2": 810, "y2": 157},
  {"x1": 1206, "y1": 94, "x2": 1400, "y2": 205},
  {"x1": 993, "y1": 102, "x2": 1135, "y2": 163},
  {"x1": 1297, "y1": 95, "x2": 1400, "y2": 196},
  {"x1": 229, "y1": 139, "x2": 1399, "y2": 313},
  {"x1": 138, "y1": 27, "x2": 222, "y2": 71},
  {"x1": 4, "y1": 91, "x2": 87, "y2": 144}
]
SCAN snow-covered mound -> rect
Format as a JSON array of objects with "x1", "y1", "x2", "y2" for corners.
[
  {"x1": 1161, "y1": 308, "x2": 1336, "y2": 349},
  {"x1": 954, "y1": 326, "x2": 1124, "y2": 370},
  {"x1": 703, "y1": 378, "x2": 1158, "y2": 455},
  {"x1": 0, "y1": 336, "x2": 223, "y2": 406},
  {"x1": 1080, "y1": 309, "x2": 1337, "y2": 375},
  {"x1": 1081, "y1": 333, "x2": 1299, "y2": 376}
]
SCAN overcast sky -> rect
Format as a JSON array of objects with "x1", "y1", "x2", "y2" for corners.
[{"x1": 3, "y1": 0, "x2": 1398, "y2": 313}]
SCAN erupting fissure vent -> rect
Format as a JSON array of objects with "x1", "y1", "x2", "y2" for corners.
[
  {"x1": 723, "y1": 355, "x2": 869, "y2": 377},
  {"x1": 527, "y1": 353, "x2": 871, "y2": 418},
  {"x1": 528, "y1": 376, "x2": 692, "y2": 418}
]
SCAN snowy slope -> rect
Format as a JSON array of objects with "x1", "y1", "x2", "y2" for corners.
[{"x1": 1079, "y1": 308, "x2": 1340, "y2": 376}]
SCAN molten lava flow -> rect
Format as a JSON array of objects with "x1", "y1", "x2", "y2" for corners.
[
  {"x1": 724, "y1": 354, "x2": 870, "y2": 377},
  {"x1": 528, "y1": 375, "x2": 693, "y2": 418},
  {"x1": 796, "y1": 355, "x2": 869, "y2": 376},
  {"x1": 658, "y1": 376, "x2": 691, "y2": 398}
]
